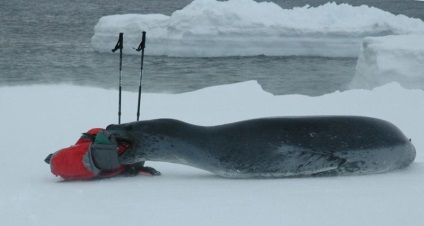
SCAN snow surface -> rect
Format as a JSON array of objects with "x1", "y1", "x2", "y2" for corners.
[
  {"x1": 91, "y1": 0, "x2": 424, "y2": 57},
  {"x1": 1, "y1": 81, "x2": 423, "y2": 226},
  {"x1": 350, "y1": 34, "x2": 424, "y2": 90}
]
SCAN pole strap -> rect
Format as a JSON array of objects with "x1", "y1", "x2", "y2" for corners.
[
  {"x1": 112, "y1": 33, "x2": 124, "y2": 52},
  {"x1": 136, "y1": 31, "x2": 146, "y2": 52}
]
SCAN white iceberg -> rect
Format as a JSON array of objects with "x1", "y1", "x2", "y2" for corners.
[
  {"x1": 91, "y1": 0, "x2": 424, "y2": 57},
  {"x1": 350, "y1": 34, "x2": 424, "y2": 89}
]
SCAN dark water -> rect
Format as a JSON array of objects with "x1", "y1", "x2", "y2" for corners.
[{"x1": 1, "y1": 0, "x2": 423, "y2": 95}]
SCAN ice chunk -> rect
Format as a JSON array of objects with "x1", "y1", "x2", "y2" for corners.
[
  {"x1": 350, "y1": 35, "x2": 424, "y2": 89},
  {"x1": 91, "y1": 0, "x2": 424, "y2": 57}
]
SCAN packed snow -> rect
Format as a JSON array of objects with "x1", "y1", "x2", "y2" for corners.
[
  {"x1": 91, "y1": 0, "x2": 424, "y2": 57},
  {"x1": 1, "y1": 81, "x2": 423, "y2": 226},
  {"x1": 350, "y1": 34, "x2": 424, "y2": 89}
]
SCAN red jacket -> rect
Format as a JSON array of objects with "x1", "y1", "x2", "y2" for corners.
[{"x1": 49, "y1": 128, "x2": 125, "y2": 180}]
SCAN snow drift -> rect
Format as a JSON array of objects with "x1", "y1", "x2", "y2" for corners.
[
  {"x1": 91, "y1": 0, "x2": 424, "y2": 57},
  {"x1": 350, "y1": 34, "x2": 424, "y2": 89},
  {"x1": 1, "y1": 81, "x2": 423, "y2": 226}
]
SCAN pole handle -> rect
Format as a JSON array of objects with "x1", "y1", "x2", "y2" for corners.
[
  {"x1": 136, "y1": 31, "x2": 146, "y2": 52},
  {"x1": 112, "y1": 33, "x2": 124, "y2": 52}
]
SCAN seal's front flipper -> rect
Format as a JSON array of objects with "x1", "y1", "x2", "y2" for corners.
[
  {"x1": 139, "y1": 166, "x2": 161, "y2": 176},
  {"x1": 121, "y1": 162, "x2": 161, "y2": 177}
]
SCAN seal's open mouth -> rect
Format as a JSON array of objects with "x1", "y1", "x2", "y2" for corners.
[{"x1": 117, "y1": 139, "x2": 133, "y2": 156}]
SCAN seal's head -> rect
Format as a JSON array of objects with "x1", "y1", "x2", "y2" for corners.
[
  {"x1": 106, "y1": 119, "x2": 190, "y2": 164},
  {"x1": 106, "y1": 123, "x2": 135, "y2": 143},
  {"x1": 106, "y1": 122, "x2": 148, "y2": 164}
]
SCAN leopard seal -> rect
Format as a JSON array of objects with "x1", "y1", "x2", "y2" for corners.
[{"x1": 106, "y1": 116, "x2": 416, "y2": 178}]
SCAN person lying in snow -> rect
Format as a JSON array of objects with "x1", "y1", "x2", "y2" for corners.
[{"x1": 44, "y1": 128, "x2": 160, "y2": 180}]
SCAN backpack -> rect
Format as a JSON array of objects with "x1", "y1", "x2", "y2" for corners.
[{"x1": 48, "y1": 129, "x2": 124, "y2": 180}]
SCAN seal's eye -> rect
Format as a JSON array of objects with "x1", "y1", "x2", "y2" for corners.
[{"x1": 116, "y1": 138, "x2": 132, "y2": 145}]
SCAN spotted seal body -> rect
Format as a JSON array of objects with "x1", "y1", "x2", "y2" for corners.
[{"x1": 106, "y1": 116, "x2": 416, "y2": 178}]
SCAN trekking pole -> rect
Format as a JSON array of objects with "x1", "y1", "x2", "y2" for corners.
[
  {"x1": 112, "y1": 32, "x2": 124, "y2": 124},
  {"x1": 135, "y1": 31, "x2": 146, "y2": 121}
]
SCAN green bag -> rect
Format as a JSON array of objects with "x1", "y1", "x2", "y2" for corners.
[{"x1": 94, "y1": 131, "x2": 113, "y2": 145}]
